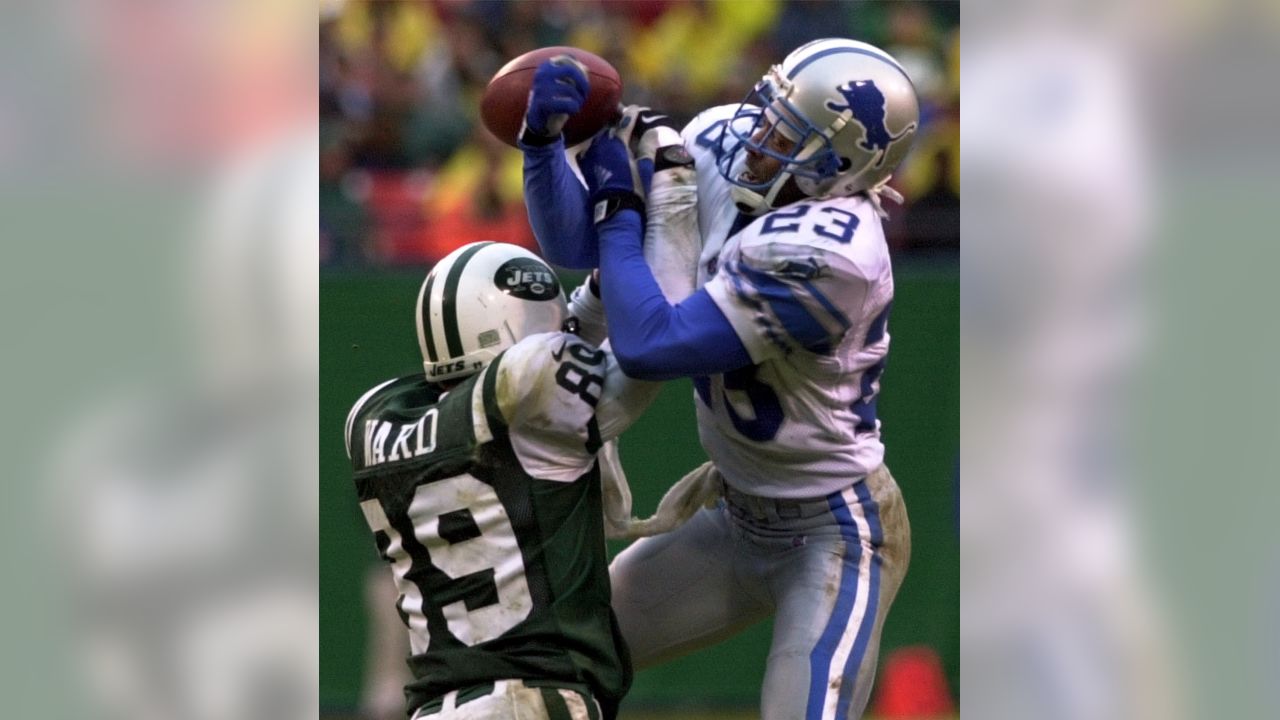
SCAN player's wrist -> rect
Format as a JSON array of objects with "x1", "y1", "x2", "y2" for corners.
[
  {"x1": 518, "y1": 120, "x2": 561, "y2": 147},
  {"x1": 652, "y1": 143, "x2": 694, "y2": 172},
  {"x1": 591, "y1": 191, "x2": 645, "y2": 226}
]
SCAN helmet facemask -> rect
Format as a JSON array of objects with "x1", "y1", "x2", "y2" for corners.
[
  {"x1": 715, "y1": 39, "x2": 921, "y2": 218},
  {"x1": 717, "y1": 68, "x2": 846, "y2": 215}
]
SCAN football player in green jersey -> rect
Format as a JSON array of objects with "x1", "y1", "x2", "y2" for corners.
[{"x1": 344, "y1": 137, "x2": 707, "y2": 720}]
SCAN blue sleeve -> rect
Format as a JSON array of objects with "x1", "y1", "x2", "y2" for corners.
[
  {"x1": 597, "y1": 211, "x2": 753, "y2": 380},
  {"x1": 520, "y1": 139, "x2": 598, "y2": 268}
]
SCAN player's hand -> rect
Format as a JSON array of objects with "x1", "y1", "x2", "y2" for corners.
[
  {"x1": 521, "y1": 56, "x2": 589, "y2": 143},
  {"x1": 579, "y1": 125, "x2": 646, "y2": 225},
  {"x1": 615, "y1": 105, "x2": 681, "y2": 162},
  {"x1": 614, "y1": 105, "x2": 691, "y2": 196},
  {"x1": 580, "y1": 126, "x2": 642, "y2": 200}
]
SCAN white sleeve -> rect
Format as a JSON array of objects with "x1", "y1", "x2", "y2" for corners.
[
  {"x1": 564, "y1": 160, "x2": 698, "y2": 351},
  {"x1": 592, "y1": 339, "x2": 661, "y2": 442},
  {"x1": 493, "y1": 333, "x2": 659, "y2": 482},
  {"x1": 642, "y1": 161, "x2": 700, "y2": 303},
  {"x1": 566, "y1": 278, "x2": 608, "y2": 347}
]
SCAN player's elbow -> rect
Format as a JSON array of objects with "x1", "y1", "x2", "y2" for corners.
[
  {"x1": 612, "y1": 343, "x2": 676, "y2": 381},
  {"x1": 611, "y1": 343, "x2": 652, "y2": 378}
]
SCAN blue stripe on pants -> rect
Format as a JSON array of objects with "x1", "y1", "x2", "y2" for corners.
[
  {"x1": 835, "y1": 481, "x2": 884, "y2": 719},
  {"x1": 806, "y1": 490, "x2": 863, "y2": 720}
]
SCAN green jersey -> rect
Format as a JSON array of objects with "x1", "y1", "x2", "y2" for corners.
[{"x1": 345, "y1": 331, "x2": 656, "y2": 718}]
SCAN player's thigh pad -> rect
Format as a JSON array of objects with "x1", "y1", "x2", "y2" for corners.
[
  {"x1": 609, "y1": 505, "x2": 772, "y2": 668},
  {"x1": 757, "y1": 466, "x2": 911, "y2": 720}
]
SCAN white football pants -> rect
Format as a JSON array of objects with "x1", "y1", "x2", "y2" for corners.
[{"x1": 609, "y1": 464, "x2": 910, "y2": 720}]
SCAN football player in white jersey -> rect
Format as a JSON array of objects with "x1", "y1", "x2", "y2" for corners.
[{"x1": 519, "y1": 39, "x2": 917, "y2": 719}]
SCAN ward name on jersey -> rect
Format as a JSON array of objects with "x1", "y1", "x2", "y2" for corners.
[
  {"x1": 345, "y1": 330, "x2": 654, "y2": 716},
  {"x1": 682, "y1": 105, "x2": 894, "y2": 499}
]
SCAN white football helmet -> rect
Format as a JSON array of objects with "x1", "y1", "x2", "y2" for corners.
[
  {"x1": 416, "y1": 242, "x2": 568, "y2": 382},
  {"x1": 717, "y1": 38, "x2": 921, "y2": 214}
]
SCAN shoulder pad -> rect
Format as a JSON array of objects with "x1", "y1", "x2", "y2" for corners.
[{"x1": 344, "y1": 376, "x2": 408, "y2": 459}]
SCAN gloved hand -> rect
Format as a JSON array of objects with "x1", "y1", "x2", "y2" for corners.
[
  {"x1": 612, "y1": 105, "x2": 690, "y2": 196},
  {"x1": 578, "y1": 125, "x2": 647, "y2": 226},
  {"x1": 614, "y1": 105, "x2": 682, "y2": 162},
  {"x1": 520, "y1": 56, "x2": 589, "y2": 144}
]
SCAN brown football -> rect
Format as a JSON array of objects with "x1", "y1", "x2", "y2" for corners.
[{"x1": 480, "y1": 46, "x2": 623, "y2": 148}]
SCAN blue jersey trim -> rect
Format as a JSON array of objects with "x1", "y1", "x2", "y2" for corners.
[
  {"x1": 864, "y1": 303, "x2": 891, "y2": 346},
  {"x1": 851, "y1": 304, "x2": 891, "y2": 432},
  {"x1": 801, "y1": 278, "x2": 852, "y2": 330},
  {"x1": 736, "y1": 263, "x2": 834, "y2": 353}
]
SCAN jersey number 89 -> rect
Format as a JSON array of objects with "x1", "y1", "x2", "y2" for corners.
[{"x1": 361, "y1": 474, "x2": 532, "y2": 650}]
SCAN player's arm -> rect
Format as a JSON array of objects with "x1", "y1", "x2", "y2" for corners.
[
  {"x1": 563, "y1": 111, "x2": 699, "y2": 348},
  {"x1": 575, "y1": 129, "x2": 750, "y2": 379},
  {"x1": 566, "y1": 271, "x2": 607, "y2": 347},
  {"x1": 597, "y1": 214, "x2": 752, "y2": 380},
  {"x1": 581, "y1": 342, "x2": 664, "y2": 443},
  {"x1": 491, "y1": 333, "x2": 660, "y2": 480},
  {"x1": 494, "y1": 293, "x2": 660, "y2": 443},
  {"x1": 518, "y1": 59, "x2": 598, "y2": 268},
  {"x1": 360, "y1": 568, "x2": 411, "y2": 720},
  {"x1": 497, "y1": 334, "x2": 661, "y2": 442},
  {"x1": 601, "y1": 237, "x2": 866, "y2": 380},
  {"x1": 578, "y1": 126, "x2": 743, "y2": 380},
  {"x1": 593, "y1": 180, "x2": 863, "y2": 380},
  {"x1": 631, "y1": 112, "x2": 700, "y2": 303}
]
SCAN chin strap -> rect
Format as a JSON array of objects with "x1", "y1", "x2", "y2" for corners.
[
  {"x1": 865, "y1": 176, "x2": 905, "y2": 219},
  {"x1": 730, "y1": 168, "x2": 799, "y2": 216}
]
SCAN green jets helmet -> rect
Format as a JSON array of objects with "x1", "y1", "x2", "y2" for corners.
[{"x1": 416, "y1": 242, "x2": 568, "y2": 382}]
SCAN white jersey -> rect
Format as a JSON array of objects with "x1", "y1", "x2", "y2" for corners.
[
  {"x1": 346, "y1": 330, "x2": 657, "y2": 482},
  {"x1": 680, "y1": 105, "x2": 894, "y2": 499}
]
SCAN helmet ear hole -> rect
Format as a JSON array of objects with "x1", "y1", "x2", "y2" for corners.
[{"x1": 837, "y1": 157, "x2": 853, "y2": 172}]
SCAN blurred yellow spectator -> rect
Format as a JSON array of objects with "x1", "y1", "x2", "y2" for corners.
[
  {"x1": 321, "y1": 0, "x2": 960, "y2": 265},
  {"x1": 625, "y1": 0, "x2": 780, "y2": 106},
  {"x1": 335, "y1": 0, "x2": 440, "y2": 74},
  {"x1": 899, "y1": 114, "x2": 959, "y2": 199},
  {"x1": 424, "y1": 131, "x2": 524, "y2": 217}
]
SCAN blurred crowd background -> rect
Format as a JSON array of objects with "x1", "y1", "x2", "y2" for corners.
[
  {"x1": 319, "y1": 0, "x2": 959, "y2": 267},
  {"x1": 5, "y1": 0, "x2": 1277, "y2": 718}
]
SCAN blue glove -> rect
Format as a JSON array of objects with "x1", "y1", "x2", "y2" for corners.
[
  {"x1": 579, "y1": 127, "x2": 646, "y2": 225},
  {"x1": 521, "y1": 56, "x2": 589, "y2": 144}
]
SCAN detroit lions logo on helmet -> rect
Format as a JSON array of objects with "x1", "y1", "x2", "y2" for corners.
[{"x1": 825, "y1": 80, "x2": 917, "y2": 168}]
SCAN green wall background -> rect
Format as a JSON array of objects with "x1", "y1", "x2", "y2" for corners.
[{"x1": 320, "y1": 263, "x2": 958, "y2": 712}]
